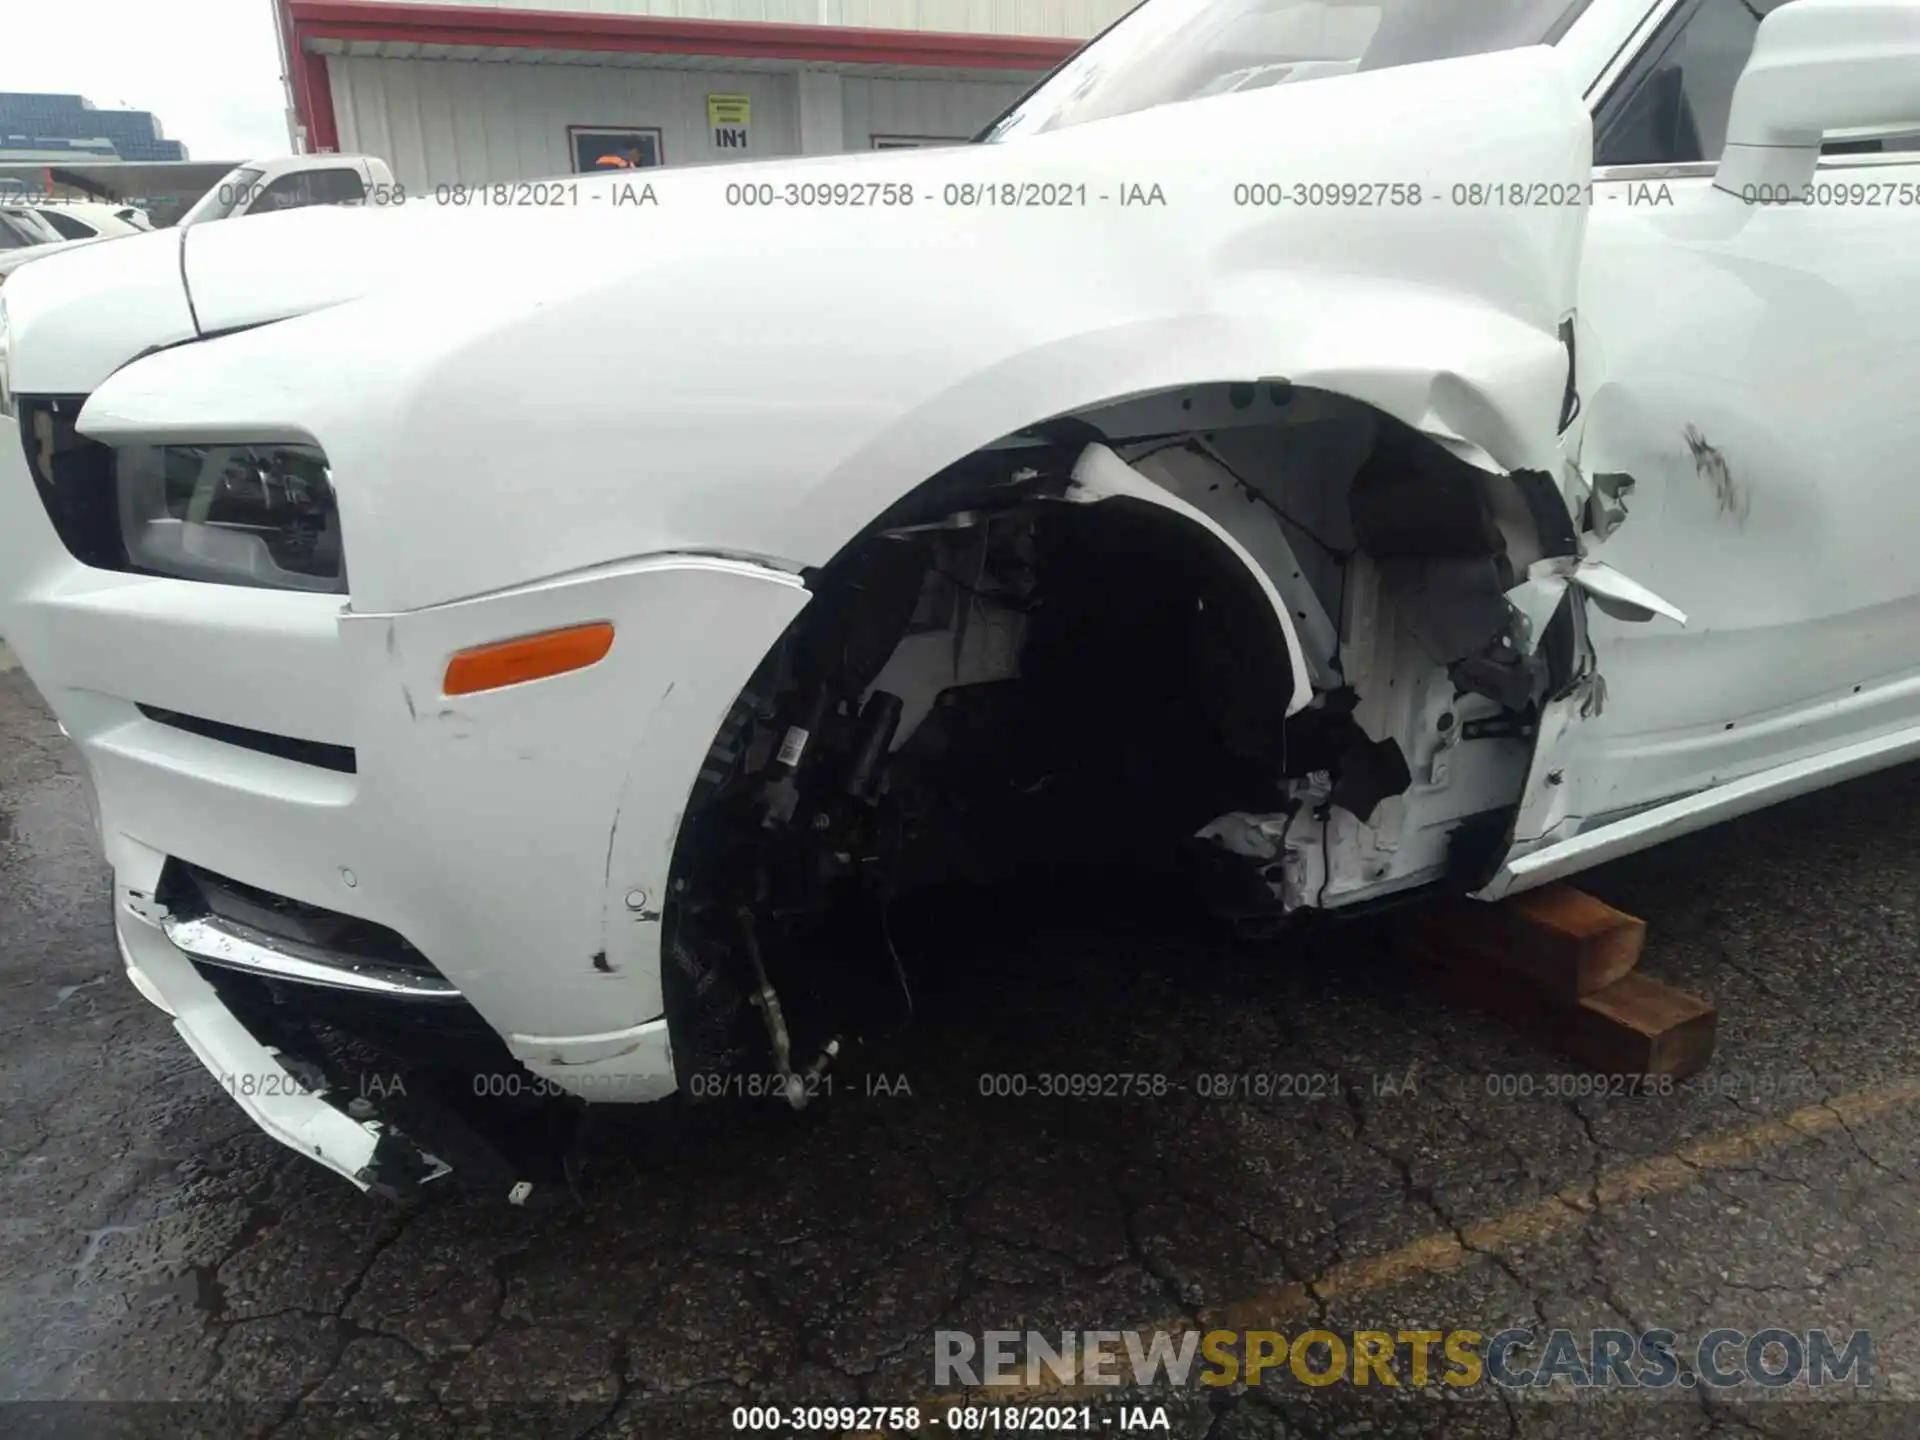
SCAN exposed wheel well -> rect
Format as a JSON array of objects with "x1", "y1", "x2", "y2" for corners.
[{"x1": 661, "y1": 382, "x2": 1582, "y2": 1093}]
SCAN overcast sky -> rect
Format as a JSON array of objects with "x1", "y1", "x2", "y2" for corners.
[{"x1": 2, "y1": 0, "x2": 293, "y2": 160}]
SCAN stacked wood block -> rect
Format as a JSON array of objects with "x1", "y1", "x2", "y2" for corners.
[{"x1": 1400, "y1": 883, "x2": 1717, "y2": 1079}]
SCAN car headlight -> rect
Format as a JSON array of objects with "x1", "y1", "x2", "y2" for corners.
[{"x1": 115, "y1": 442, "x2": 346, "y2": 593}]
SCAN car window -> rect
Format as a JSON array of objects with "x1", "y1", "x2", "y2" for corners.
[
  {"x1": 251, "y1": 167, "x2": 366, "y2": 214},
  {"x1": 1594, "y1": 0, "x2": 1919, "y2": 166},
  {"x1": 0, "y1": 210, "x2": 58, "y2": 249},
  {"x1": 250, "y1": 172, "x2": 315, "y2": 213},
  {"x1": 181, "y1": 166, "x2": 266, "y2": 225},
  {"x1": 35, "y1": 210, "x2": 96, "y2": 240},
  {"x1": 309, "y1": 167, "x2": 368, "y2": 204},
  {"x1": 1595, "y1": 0, "x2": 1780, "y2": 166}
]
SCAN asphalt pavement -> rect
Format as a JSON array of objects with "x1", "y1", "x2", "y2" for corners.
[{"x1": 4, "y1": 653, "x2": 1920, "y2": 1438}]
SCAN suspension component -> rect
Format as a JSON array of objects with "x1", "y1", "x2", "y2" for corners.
[
  {"x1": 845, "y1": 691, "x2": 904, "y2": 804},
  {"x1": 736, "y1": 905, "x2": 808, "y2": 1108}
]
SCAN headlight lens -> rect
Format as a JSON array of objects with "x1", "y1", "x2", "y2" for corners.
[{"x1": 116, "y1": 442, "x2": 346, "y2": 593}]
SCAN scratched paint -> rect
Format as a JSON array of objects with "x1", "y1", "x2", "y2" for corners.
[{"x1": 1684, "y1": 424, "x2": 1748, "y2": 523}]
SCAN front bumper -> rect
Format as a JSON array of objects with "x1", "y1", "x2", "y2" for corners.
[
  {"x1": 115, "y1": 884, "x2": 454, "y2": 1192},
  {"x1": 3, "y1": 431, "x2": 810, "y2": 1177}
]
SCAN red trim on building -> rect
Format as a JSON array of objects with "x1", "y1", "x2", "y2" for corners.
[
  {"x1": 282, "y1": 0, "x2": 1074, "y2": 166},
  {"x1": 286, "y1": 1, "x2": 1078, "y2": 67},
  {"x1": 302, "y1": 47, "x2": 343, "y2": 152},
  {"x1": 276, "y1": 0, "x2": 340, "y2": 152},
  {"x1": 276, "y1": 0, "x2": 305, "y2": 148}
]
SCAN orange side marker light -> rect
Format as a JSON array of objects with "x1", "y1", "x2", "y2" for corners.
[{"x1": 443, "y1": 622, "x2": 615, "y2": 696}]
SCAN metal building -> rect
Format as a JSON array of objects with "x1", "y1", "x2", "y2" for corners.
[{"x1": 271, "y1": 0, "x2": 1121, "y2": 192}]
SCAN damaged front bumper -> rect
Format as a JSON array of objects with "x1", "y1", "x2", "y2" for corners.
[
  {"x1": 0, "y1": 511, "x2": 814, "y2": 1186},
  {"x1": 115, "y1": 880, "x2": 452, "y2": 1194}
]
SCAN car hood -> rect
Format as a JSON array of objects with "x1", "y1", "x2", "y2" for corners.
[
  {"x1": 50, "y1": 45, "x2": 1598, "y2": 612},
  {"x1": 0, "y1": 232, "x2": 102, "y2": 278},
  {"x1": 28, "y1": 45, "x2": 1586, "y2": 361}
]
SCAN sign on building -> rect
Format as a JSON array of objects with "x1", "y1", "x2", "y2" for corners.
[{"x1": 708, "y1": 94, "x2": 750, "y2": 152}]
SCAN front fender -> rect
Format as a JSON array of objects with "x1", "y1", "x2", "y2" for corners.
[
  {"x1": 802, "y1": 276, "x2": 1573, "y2": 541},
  {"x1": 78, "y1": 270, "x2": 1576, "y2": 620},
  {"x1": 75, "y1": 44, "x2": 1590, "y2": 614}
]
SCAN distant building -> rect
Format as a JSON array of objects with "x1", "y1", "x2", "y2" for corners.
[
  {"x1": 273, "y1": 0, "x2": 1117, "y2": 190},
  {"x1": 0, "y1": 137, "x2": 120, "y2": 163},
  {"x1": 0, "y1": 92, "x2": 188, "y2": 162}
]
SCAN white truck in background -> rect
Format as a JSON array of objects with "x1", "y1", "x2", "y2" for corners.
[
  {"x1": 0, "y1": 153, "x2": 398, "y2": 283},
  {"x1": 175, "y1": 154, "x2": 400, "y2": 226}
]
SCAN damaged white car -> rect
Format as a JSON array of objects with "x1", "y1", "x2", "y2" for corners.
[{"x1": 3, "y1": 0, "x2": 1918, "y2": 1191}]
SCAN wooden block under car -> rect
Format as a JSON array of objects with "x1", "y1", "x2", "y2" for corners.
[
  {"x1": 1407, "y1": 882, "x2": 1645, "y2": 1003},
  {"x1": 1400, "y1": 888, "x2": 1717, "y2": 1080},
  {"x1": 1565, "y1": 971, "x2": 1718, "y2": 1080}
]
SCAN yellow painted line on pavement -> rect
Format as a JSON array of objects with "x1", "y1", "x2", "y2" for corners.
[{"x1": 859, "y1": 1076, "x2": 1920, "y2": 1434}]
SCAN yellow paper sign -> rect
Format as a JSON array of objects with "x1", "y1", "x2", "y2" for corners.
[{"x1": 707, "y1": 94, "x2": 751, "y2": 128}]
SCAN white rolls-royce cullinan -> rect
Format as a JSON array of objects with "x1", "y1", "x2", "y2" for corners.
[{"x1": 2, "y1": 0, "x2": 1916, "y2": 1191}]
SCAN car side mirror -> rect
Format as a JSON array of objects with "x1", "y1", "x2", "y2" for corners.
[{"x1": 1714, "y1": 0, "x2": 1920, "y2": 197}]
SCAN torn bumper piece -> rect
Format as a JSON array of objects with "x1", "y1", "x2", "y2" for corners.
[{"x1": 115, "y1": 882, "x2": 451, "y2": 1194}]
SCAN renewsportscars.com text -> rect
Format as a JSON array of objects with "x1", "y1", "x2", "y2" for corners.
[{"x1": 934, "y1": 1326, "x2": 1872, "y2": 1390}]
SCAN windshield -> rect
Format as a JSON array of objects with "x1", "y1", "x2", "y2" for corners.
[
  {"x1": 180, "y1": 166, "x2": 265, "y2": 226},
  {"x1": 979, "y1": 0, "x2": 1593, "y2": 141}
]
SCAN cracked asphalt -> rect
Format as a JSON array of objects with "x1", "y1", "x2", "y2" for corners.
[{"x1": 6, "y1": 648, "x2": 1920, "y2": 1438}]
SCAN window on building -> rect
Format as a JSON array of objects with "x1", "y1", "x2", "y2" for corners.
[{"x1": 568, "y1": 127, "x2": 664, "y2": 173}]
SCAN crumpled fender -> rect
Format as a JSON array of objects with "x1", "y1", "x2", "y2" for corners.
[
  {"x1": 72, "y1": 44, "x2": 1592, "y2": 615},
  {"x1": 1068, "y1": 442, "x2": 1317, "y2": 717}
]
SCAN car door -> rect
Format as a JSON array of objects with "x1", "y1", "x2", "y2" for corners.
[{"x1": 1496, "y1": 0, "x2": 1920, "y2": 884}]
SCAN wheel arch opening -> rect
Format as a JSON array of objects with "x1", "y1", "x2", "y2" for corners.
[{"x1": 660, "y1": 379, "x2": 1583, "y2": 1092}]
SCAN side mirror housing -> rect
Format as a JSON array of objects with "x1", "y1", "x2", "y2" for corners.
[{"x1": 1715, "y1": 0, "x2": 1920, "y2": 196}]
